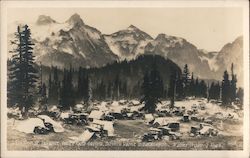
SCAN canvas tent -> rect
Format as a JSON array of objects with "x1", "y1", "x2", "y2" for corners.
[
  {"x1": 153, "y1": 117, "x2": 169, "y2": 127},
  {"x1": 145, "y1": 114, "x2": 155, "y2": 123},
  {"x1": 15, "y1": 118, "x2": 45, "y2": 134},
  {"x1": 38, "y1": 115, "x2": 64, "y2": 132},
  {"x1": 89, "y1": 110, "x2": 105, "y2": 120},
  {"x1": 69, "y1": 130, "x2": 95, "y2": 143},
  {"x1": 92, "y1": 119, "x2": 115, "y2": 136},
  {"x1": 60, "y1": 112, "x2": 71, "y2": 119}
]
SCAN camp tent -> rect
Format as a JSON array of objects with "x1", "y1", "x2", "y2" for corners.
[
  {"x1": 131, "y1": 100, "x2": 140, "y2": 105},
  {"x1": 15, "y1": 118, "x2": 45, "y2": 134},
  {"x1": 60, "y1": 112, "x2": 71, "y2": 119},
  {"x1": 38, "y1": 115, "x2": 64, "y2": 133},
  {"x1": 89, "y1": 110, "x2": 105, "y2": 120},
  {"x1": 145, "y1": 114, "x2": 155, "y2": 123},
  {"x1": 93, "y1": 119, "x2": 115, "y2": 136},
  {"x1": 69, "y1": 130, "x2": 95, "y2": 143},
  {"x1": 153, "y1": 117, "x2": 169, "y2": 127}
]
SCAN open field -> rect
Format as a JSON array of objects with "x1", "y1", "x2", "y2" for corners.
[{"x1": 7, "y1": 99, "x2": 243, "y2": 150}]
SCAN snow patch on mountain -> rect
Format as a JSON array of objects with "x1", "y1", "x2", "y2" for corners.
[
  {"x1": 104, "y1": 25, "x2": 153, "y2": 60},
  {"x1": 198, "y1": 50, "x2": 219, "y2": 71}
]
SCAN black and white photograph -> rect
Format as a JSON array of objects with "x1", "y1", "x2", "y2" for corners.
[{"x1": 1, "y1": 1, "x2": 249, "y2": 158}]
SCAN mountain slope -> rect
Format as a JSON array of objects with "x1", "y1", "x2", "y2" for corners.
[
  {"x1": 216, "y1": 36, "x2": 243, "y2": 86},
  {"x1": 104, "y1": 25, "x2": 153, "y2": 60},
  {"x1": 196, "y1": 36, "x2": 243, "y2": 86},
  {"x1": 144, "y1": 34, "x2": 214, "y2": 79},
  {"x1": 9, "y1": 14, "x2": 119, "y2": 69},
  {"x1": 8, "y1": 14, "x2": 243, "y2": 86}
]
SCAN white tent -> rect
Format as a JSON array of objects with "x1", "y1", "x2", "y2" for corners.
[
  {"x1": 75, "y1": 104, "x2": 84, "y2": 111},
  {"x1": 69, "y1": 130, "x2": 95, "y2": 143},
  {"x1": 110, "y1": 106, "x2": 123, "y2": 113},
  {"x1": 50, "y1": 105, "x2": 58, "y2": 112},
  {"x1": 92, "y1": 119, "x2": 115, "y2": 136},
  {"x1": 111, "y1": 101, "x2": 119, "y2": 107},
  {"x1": 131, "y1": 100, "x2": 140, "y2": 105},
  {"x1": 89, "y1": 110, "x2": 104, "y2": 120},
  {"x1": 38, "y1": 115, "x2": 64, "y2": 133},
  {"x1": 60, "y1": 112, "x2": 70, "y2": 119},
  {"x1": 145, "y1": 114, "x2": 154, "y2": 123},
  {"x1": 15, "y1": 118, "x2": 45, "y2": 134},
  {"x1": 153, "y1": 117, "x2": 169, "y2": 126}
]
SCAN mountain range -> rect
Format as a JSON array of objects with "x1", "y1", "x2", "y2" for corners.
[{"x1": 8, "y1": 13, "x2": 243, "y2": 86}]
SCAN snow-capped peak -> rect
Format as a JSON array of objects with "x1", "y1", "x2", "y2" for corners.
[
  {"x1": 36, "y1": 15, "x2": 57, "y2": 25},
  {"x1": 127, "y1": 25, "x2": 139, "y2": 31},
  {"x1": 154, "y1": 33, "x2": 185, "y2": 48},
  {"x1": 66, "y1": 13, "x2": 84, "y2": 27}
]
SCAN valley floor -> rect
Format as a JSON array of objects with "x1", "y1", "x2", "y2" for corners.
[{"x1": 7, "y1": 99, "x2": 243, "y2": 150}]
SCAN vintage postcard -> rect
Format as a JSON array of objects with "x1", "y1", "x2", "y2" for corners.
[{"x1": 1, "y1": 1, "x2": 249, "y2": 158}]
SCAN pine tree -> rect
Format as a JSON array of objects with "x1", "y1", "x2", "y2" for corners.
[
  {"x1": 199, "y1": 80, "x2": 207, "y2": 98},
  {"x1": 59, "y1": 68, "x2": 75, "y2": 110},
  {"x1": 37, "y1": 63, "x2": 48, "y2": 111},
  {"x1": 77, "y1": 67, "x2": 87, "y2": 101},
  {"x1": 48, "y1": 67, "x2": 60, "y2": 105},
  {"x1": 230, "y1": 63, "x2": 237, "y2": 102},
  {"x1": 38, "y1": 83, "x2": 48, "y2": 111},
  {"x1": 8, "y1": 25, "x2": 38, "y2": 115},
  {"x1": 236, "y1": 88, "x2": 243, "y2": 105},
  {"x1": 168, "y1": 71, "x2": 177, "y2": 108},
  {"x1": 208, "y1": 82, "x2": 215, "y2": 100},
  {"x1": 114, "y1": 74, "x2": 121, "y2": 100},
  {"x1": 86, "y1": 76, "x2": 92, "y2": 105},
  {"x1": 209, "y1": 82, "x2": 221, "y2": 100},
  {"x1": 222, "y1": 71, "x2": 231, "y2": 105},
  {"x1": 214, "y1": 82, "x2": 221, "y2": 100},
  {"x1": 176, "y1": 74, "x2": 184, "y2": 99},
  {"x1": 190, "y1": 72, "x2": 195, "y2": 96},
  {"x1": 182, "y1": 64, "x2": 191, "y2": 97},
  {"x1": 141, "y1": 63, "x2": 164, "y2": 113},
  {"x1": 194, "y1": 78, "x2": 200, "y2": 97}
]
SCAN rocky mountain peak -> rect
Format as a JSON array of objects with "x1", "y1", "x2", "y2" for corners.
[
  {"x1": 66, "y1": 13, "x2": 84, "y2": 27},
  {"x1": 36, "y1": 15, "x2": 56, "y2": 25},
  {"x1": 127, "y1": 25, "x2": 139, "y2": 31}
]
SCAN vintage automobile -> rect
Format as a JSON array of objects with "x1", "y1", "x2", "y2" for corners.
[
  {"x1": 204, "y1": 118, "x2": 213, "y2": 125},
  {"x1": 103, "y1": 115, "x2": 115, "y2": 121},
  {"x1": 190, "y1": 123, "x2": 219, "y2": 137},
  {"x1": 64, "y1": 113, "x2": 88, "y2": 125},
  {"x1": 142, "y1": 128, "x2": 162, "y2": 142},
  {"x1": 33, "y1": 122, "x2": 54, "y2": 135},
  {"x1": 191, "y1": 115, "x2": 204, "y2": 122},
  {"x1": 199, "y1": 103, "x2": 206, "y2": 110},
  {"x1": 159, "y1": 126, "x2": 182, "y2": 140},
  {"x1": 33, "y1": 126, "x2": 50, "y2": 134},
  {"x1": 181, "y1": 114, "x2": 190, "y2": 122},
  {"x1": 163, "y1": 122, "x2": 180, "y2": 132}
]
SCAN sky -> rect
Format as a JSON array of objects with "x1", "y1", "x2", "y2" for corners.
[{"x1": 7, "y1": 7, "x2": 243, "y2": 52}]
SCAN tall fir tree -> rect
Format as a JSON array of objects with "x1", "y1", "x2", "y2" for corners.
[
  {"x1": 168, "y1": 70, "x2": 177, "y2": 108},
  {"x1": 236, "y1": 88, "x2": 243, "y2": 105},
  {"x1": 8, "y1": 25, "x2": 38, "y2": 115},
  {"x1": 222, "y1": 70, "x2": 231, "y2": 105},
  {"x1": 230, "y1": 63, "x2": 237, "y2": 102},
  {"x1": 59, "y1": 67, "x2": 75, "y2": 110},
  {"x1": 141, "y1": 63, "x2": 164, "y2": 113},
  {"x1": 182, "y1": 64, "x2": 191, "y2": 97},
  {"x1": 189, "y1": 72, "x2": 195, "y2": 96}
]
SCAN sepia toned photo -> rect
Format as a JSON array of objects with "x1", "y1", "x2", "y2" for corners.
[{"x1": 1, "y1": 1, "x2": 249, "y2": 158}]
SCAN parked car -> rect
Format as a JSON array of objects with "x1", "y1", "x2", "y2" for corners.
[
  {"x1": 199, "y1": 103, "x2": 206, "y2": 110},
  {"x1": 181, "y1": 115, "x2": 190, "y2": 122},
  {"x1": 164, "y1": 122, "x2": 180, "y2": 132},
  {"x1": 64, "y1": 113, "x2": 88, "y2": 125},
  {"x1": 142, "y1": 128, "x2": 162, "y2": 142}
]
